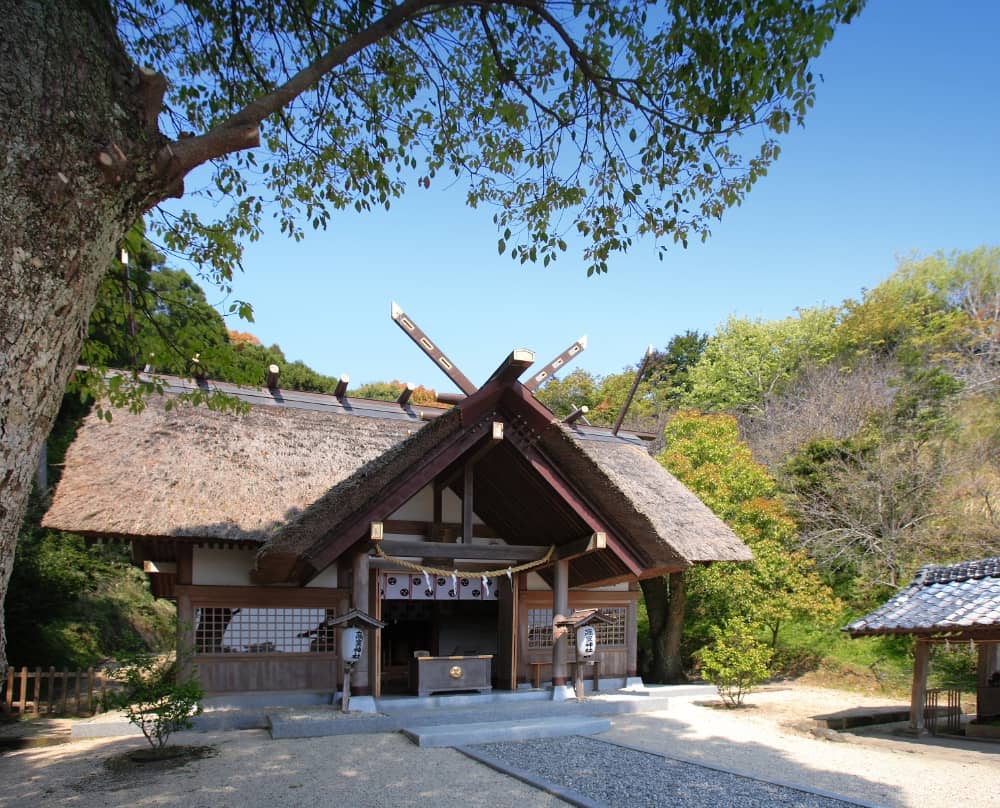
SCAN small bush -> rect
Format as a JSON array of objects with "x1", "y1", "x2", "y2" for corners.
[
  {"x1": 102, "y1": 654, "x2": 203, "y2": 749},
  {"x1": 696, "y1": 620, "x2": 772, "y2": 707}
]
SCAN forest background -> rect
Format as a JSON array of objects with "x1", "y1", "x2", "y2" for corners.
[{"x1": 9, "y1": 240, "x2": 997, "y2": 693}]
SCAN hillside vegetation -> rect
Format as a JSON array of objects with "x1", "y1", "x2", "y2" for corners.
[{"x1": 536, "y1": 247, "x2": 999, "y2": 689}]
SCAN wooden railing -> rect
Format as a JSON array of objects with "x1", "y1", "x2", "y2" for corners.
[
  {"x1": 925, "y1": 687, "x2": 963, "y2": 735},
  {"x1": 2, "y1": 666, "x2": 114, "y2": 716}
]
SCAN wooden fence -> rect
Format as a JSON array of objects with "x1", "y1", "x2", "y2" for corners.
[{"x1": 2, "y1": 666, "x2": 115, "y2": 716}]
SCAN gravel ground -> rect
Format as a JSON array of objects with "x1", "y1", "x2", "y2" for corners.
[
  {"x1": 602, "y1": 689, "x2": 1000, "y2": 808},
  {"x1": 473, "y1": 735, "x2": 861, "y2": 808}
]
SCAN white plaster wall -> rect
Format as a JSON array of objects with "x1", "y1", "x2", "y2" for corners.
[
  {"x1": 523, "y1": 575, "x2": 628, "y2": 592},
  {"x1": 192, "y1": 546, "x2": 340, "y2": 588},
  {"x1": 525, "y1": 572, "x2": 551, "y2": 591},
  {"x1": 306, "y1": 565, "x2": 339, "y2": 588},
  {"x1": 389, "y1": 485, "x2": 434, "y2": 520},
  {"x1": 192, "y1": 547, "x2": 256, "y2": 586},
  {"x1": 389, "y1": 484, "x2": 484, "y2": 524}
]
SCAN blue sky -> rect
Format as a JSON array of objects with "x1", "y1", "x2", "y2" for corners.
[{"x1": 188, "y1": 1, "x2": 1000, "y2": 394}]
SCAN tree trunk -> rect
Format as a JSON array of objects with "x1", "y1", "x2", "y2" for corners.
[
  {"x1": 663, "y1": 571, "x2": 687, "y2": 682},
  {"x1": 639, "y1": 571, "x2": 687, "y2": 684},
  {"x1": 0, "y1": 1, "x2": 162, "y2": 678},
  {"x1": 641, "y1": 576, "x2": 670, "y2": 683}
]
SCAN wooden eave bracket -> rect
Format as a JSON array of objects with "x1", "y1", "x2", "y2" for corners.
[{"x1": 552, "y1": 532, "x2": 606, "y2": 562}]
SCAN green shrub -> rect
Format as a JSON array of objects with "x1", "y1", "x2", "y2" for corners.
[
  {"x1": 931, "y1": 644, "x2": 977, "y2": 692},
  {"x1": 102, "y1": 654, "x2": 203, "y2": 749},
  {"x1": 696, "y1": 620, "x2": 773, "y2": 707}
]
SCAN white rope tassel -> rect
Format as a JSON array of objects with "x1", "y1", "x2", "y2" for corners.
[
  {"x1": 506, "y1": 567, "x2": 513, "y2": 587},
  {"x1": 451, "y1": 570, "x2": 458, "y2": 594},
  {"x1": 482, "y1": 575, "x2": 490, "y2": 596}
]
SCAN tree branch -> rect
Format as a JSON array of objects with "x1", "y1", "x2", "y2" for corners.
[{"x1": 155, "y1": 0, "x2": 441, "y2": 186}]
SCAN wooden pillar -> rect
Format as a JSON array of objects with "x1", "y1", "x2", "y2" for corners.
[
  {"x1": 910, "y1": 639, "x2": 931, "y2": 733},
  {"x1": 462, "y1": 462, "x2": 474, "y2": 543},
  {"x1": 372, "y1": 576, "x2": 383, "y2": 699},
  {"x1": 497, "y1": 576, "x2": 518, "y2": 690},
  {"x1": 175, "y1": 545, "x2": 194, "y2": 682},
  {"x1": 552, "y1": 559, "x2": 569, "y2": 687},
  {"x1": 978, "y1": 642, "x2": 1000, "y2": 720},
  {"x1": 351, "y1": 550, "x2": 370, "y2": 695},
  {"x1": 626, "y1": 599, "x2": 639, "y2": 678}
]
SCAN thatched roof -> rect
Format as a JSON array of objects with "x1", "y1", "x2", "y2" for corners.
[
  {"x1": 45, "y1": 371, "x2": 751, "y2": 586},
  {"x1": 264, "y1": 405, "x2": 465, "y2": 560},
  {"x1": 43, "y1": 394, "x2": 423, "y2": 542},
  {"x1": 543, "y1": 426, "x2": 752, "y2": 566},
  {"x1": 845, "y1": 558, "x2": 1000, "y2": 638}
]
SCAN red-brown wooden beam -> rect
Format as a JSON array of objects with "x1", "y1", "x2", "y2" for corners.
[
  {"x1": 281, "y1": 416, "x2": 502, "y2": 583},
  {"x1": 397, "y1": 382, "x2": 415, "y2": 406},
  {"x1": 552, "y1": 532, "x2": 606, "y2": 562},
  {"x1": 381, "y1": 519, "x2": 499, "y2": 540},
  {"x1": 334, "y1": 374, "x2": 350, "y2": 399},
  {"x1": 612, "y1": 345, "x2": 653, "y2": 435},
  {"x1": 391, "y1": 301, "x2": 477, "y2": 395},
  {"x1": 434, "y1": 421, "x2": 504, "y2": 493},
  {"x1": 503, "y1": 428, "x2": 645, "y2": 577},
  {"x1": 524, "y1": 336, "x2": 587, "y2": 393},
  {"x1": 374, "y1": 540, "x2": 550, "y2": 562},
  {"x1": 481, "y1": 348, "x2": 535, "y2": 389}
]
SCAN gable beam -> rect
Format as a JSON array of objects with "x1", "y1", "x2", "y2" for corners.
[
  {"x1": 481, "y1": 349, "x2": 536, "y2": 389},
  {"x1": 288, "y1": 417, "x2": 502, "y2": 583},
  {"x1": 375, "y1": 540, "x2": 549, "y2": 562},
  {"x1": 504, "y1": 429, "x2": 644, "y2": 577},
  {"x1": 391, "y1": 301, "x2": 477, "y2": 395},
  {"x1": 524, "y1": 336, "x2": 588, "y2": 392}
]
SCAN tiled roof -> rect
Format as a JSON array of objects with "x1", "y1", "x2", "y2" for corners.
[{"x1": 845, "y1": 557, "x2": 1000, "y2": 636}]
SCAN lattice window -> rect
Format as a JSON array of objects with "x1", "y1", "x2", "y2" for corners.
[
  {"x1": 527, "y1": 608, "x2": 553, "y2": 649},
  {"x1": 594, "y1": 607, "x2": 627, "y2": 647},
  {"x1": 193, "y1": 607, "x2": 337, "y2": 655}
]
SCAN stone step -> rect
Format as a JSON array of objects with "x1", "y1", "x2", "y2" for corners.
[
  {"x1": 811, "y1": 705, "x2": 958, "y2": 730},
  {"x1": 402, "y1": 716, "x2": 611, "y2": 748}
]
